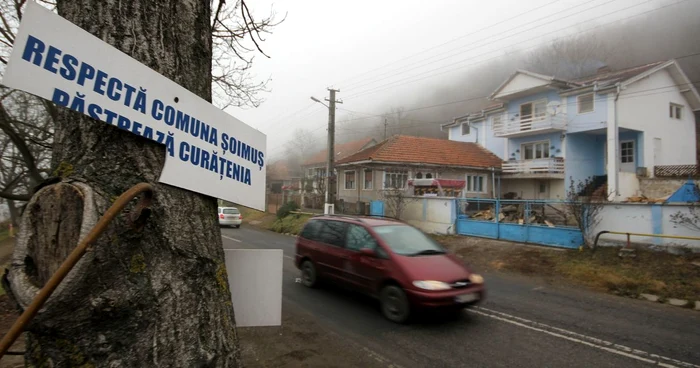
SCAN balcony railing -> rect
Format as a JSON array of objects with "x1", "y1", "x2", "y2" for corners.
[
  {"x1": 494, "y1": 113, "x2": 566, "y2": 137},
  {"x1": 502, "y1": 158, "x2": 565, "y2": 175}
]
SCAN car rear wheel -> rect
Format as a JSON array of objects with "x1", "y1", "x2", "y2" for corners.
[
  {"x1": 380, "y1": 285, "x2": 410, "y2": 323},
  {"x1": 300, "y1": 260, "x2": 318, "y2": 288}
]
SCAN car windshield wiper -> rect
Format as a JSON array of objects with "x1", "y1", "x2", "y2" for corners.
[{"x1": 408, "y1": 249, "x2": 446, "y2": 256}]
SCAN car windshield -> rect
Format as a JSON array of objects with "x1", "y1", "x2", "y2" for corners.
[
  {"x1": 372, "y1": 225, "x2": 445, "y2": 256},
  {"x1": 223, "y1": 208, "x2": 239, "y2": 214}
]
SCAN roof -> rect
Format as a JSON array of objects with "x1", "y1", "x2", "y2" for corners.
[
  {"x1": 336, "y1": 135, "x2": 503, "y2": 169},
  {"x1": 303, "y1": 137, "x2": 376, "y2": 166},
  {"x1": 266, "y1": 160, "x2": 300, "y2": 181},
  {"x1": 488, "y1": 69, "x2": 573, "y2": 100},
  {"x1": 572, "y1": 61, "x2": 666, "y2": 86}
]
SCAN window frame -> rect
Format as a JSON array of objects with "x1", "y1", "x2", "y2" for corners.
[
  {"x1": 344, "y1": 170, "x2": 356, "y2": 190},
  {"x1": 521, "y1": 141, "x2": 550, "y2": 160},
  {"x1": 362, "y1": 169, "x2": 373, "y2": 190},
  {"x1": 384, "y1": 170, "x2": 409, "y2": 190},
  {"x1": 577, "y1": 92, "x2": 595, "y2": 114},
  {"x1": 620, "y1": 140, "x2": 635, "y2": 164},
  {"x1": 670, "y1": 103, "x2": 683, "y2": 119},
  {"x1": 465, "y1": 174, "x2": 487, "y2": 193},
  {"x1": 461, "y1": 122, "x2": 470, "y2": 136}
]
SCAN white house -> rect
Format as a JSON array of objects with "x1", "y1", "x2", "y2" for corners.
[{"x1": 442, "y1": 60, "x2": 700, "y2": 201}]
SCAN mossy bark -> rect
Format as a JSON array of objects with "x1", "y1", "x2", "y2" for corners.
[{"x1": 4, "y1": 1, "x2": 241, "y2": 366}]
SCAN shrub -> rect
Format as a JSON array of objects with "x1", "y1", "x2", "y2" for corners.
[{"x1": 276, "y1": 201, "x2": 300, "y2": 219}]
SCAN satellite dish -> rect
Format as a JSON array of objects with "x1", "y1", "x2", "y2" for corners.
[{"x1": 547, "y1": 101, "x2": 561, "y2": 116}]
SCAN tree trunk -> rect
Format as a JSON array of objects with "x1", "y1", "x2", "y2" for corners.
[{"x1": 4, "y1": 0, "x2": 241, "y2": 366}]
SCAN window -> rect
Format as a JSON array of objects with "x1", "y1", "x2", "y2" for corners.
[
  {"x1": 534, "y1": 100, "x2": 547, "y2": 120},
  {"x1": 670, "y1": 103, "x2": 682, "y2": 119},
  {"x1": 300, "y1": 220, "x2": 322, "y2": 241},
  {"x1": 466, "y1": 175, "x2": 486, "y2": 193},
  {"x1": 492, "y1": 114, "x2": 503, "y2": 127},
  {"x1": 345, "y1": 224, "x2": 378, "y2": 251},
  {"x1": 416, "y1": 172, "x2": 423, "y2": 179},
  {"x1": 539, "y1": 183, "x2": 547, "y2": 193},
  {"x1": 373, "y1": 225, "x2": 445, "y2": 256},
  {"x1": 384, "y1": 170, "x2": 408, "y2": 189},
  {"x1": 461, "y1": 123, "x2": 470, "y2": 135},
  {"x1": 222, "y1": 208, "x2": 239, "y2": 215},
  {"x1": 414, "y1": 171, "x2": 436, "y2": 180},
  {"x1": 363, "y1": 169, "x2": 373, "y2": 190},
  {"x1": 522, "y1": 142, "x2": 550, "y2": 160},
  {"x1": 621, "y1": 141, "x2": 634, "y2": 163},
  {"x1": 308, "y1": 168, "x2": 313, "y2": 177},
  {"x1": 577, "y1": 93, "x2": 594, "y2": 114},
  {"x1": 317, "y1": 220, "x2": 347, "y2": 247},
  {"x1": 344, "y1": 170, "x2": 356, "y2": 190}
]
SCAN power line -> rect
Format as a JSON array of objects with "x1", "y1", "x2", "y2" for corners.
[
  {"x1": 342, "y1": 0, "x2": 605, "y2": 91},
  {"x1": 332, "y1": 0, "x2": 566, "y2": 88},
  {"x1": 343, "y1": 0, "x2": 688, "y2": 101}
]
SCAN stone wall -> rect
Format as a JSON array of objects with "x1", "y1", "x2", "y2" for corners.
[{"x1": 639, "y1": 178, "x2": 694, "y2": 199}]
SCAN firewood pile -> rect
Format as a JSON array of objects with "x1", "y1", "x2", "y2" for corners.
[
  {"x1": 469, "y1": 204, "x2": 560, "y2": 227},
  {"x1": 623, "y1": 195, "x2": 667, "y2": 204}
]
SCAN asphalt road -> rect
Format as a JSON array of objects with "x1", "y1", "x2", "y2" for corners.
[{"x1": 221, "y1": 225, "x2": 700, "y2": 368}]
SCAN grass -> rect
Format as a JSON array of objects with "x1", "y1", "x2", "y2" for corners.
[
  {"x1": 441, "y1": 235, "x2": 700, "y2": 302},
  {"x1": 269, "y1": 214, "x2": 313, "y2": 235}
]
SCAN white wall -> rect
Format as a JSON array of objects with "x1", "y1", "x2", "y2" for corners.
[
  {"x1": 617, "y1": 68, "x2": 697, "y2": 172},
  {"x1": 590, "y1": 203, "x2": 700, "y2": 251},
  {"x1": 618, "y1": 172, "x2": 641, "y2": 199},
  {"x1": 401, "y1": 197, "x2": 455, "y2": 235},
  {"x1": 495, "y1": 73, "x2": 549, "y2": 98}
]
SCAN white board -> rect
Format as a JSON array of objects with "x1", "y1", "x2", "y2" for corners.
[
  {"x1": 1, "y1": 2, "x2": 266, "y2": 210},
  {"x1": 224, "y1": 249, "x2": 283, "y2": 327}
]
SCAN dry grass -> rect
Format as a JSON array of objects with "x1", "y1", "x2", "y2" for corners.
[{"x1": 438, "y1": 235, "x2": 700, "y2": 302}]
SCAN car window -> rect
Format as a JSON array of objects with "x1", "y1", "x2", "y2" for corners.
[
  {"x1": 300, "y1": 220, "x2": 322, "y2": 241},
  {"x1": 373, "y1": 225, "x2": 445, "y2": 256},
  {"x1": 316, "y1": 220, "x2": 347, "y2": 247},
  {"x1": 223, "y1": 208, "x2": 239, "y2": 214},
  {"x1": 345, "y1": 224, "x2": 378, "y2": 251}
]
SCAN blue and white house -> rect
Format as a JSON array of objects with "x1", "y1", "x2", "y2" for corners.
[{"x1": 443, "y1": 60, "x2": 700, "y2": 201}]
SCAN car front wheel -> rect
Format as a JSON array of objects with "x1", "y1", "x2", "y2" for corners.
[
  {"x1": 380, "y1": 285, "x2": 411, "y2": 323},
  {"x1": 300, "y1": 260, "x2": 318, "y2": 288}
]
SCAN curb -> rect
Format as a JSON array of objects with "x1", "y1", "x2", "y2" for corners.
[{"x1": 637, "y1": 294, "x2": 699, "y2": 311}]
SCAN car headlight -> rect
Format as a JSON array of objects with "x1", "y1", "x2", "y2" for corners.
[
  {"x1": 469, "y1": 273, "x2": 484, "y2": 284},
  {"x1": 412, "y1": 280, "x2": 451, "y2": 290}
]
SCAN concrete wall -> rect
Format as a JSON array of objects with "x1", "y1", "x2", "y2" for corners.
[
  {"x1": 401, "y1": 197, "x2": 456, "y2": 235},
  {"x1": 566, "y1": 91, "x2": 608, "y2": 133},
  {"x1": 639, "y1": 178, "x2": 691, "y2": 199},
  {"x1": 617, "y1": 68, "x2": 697, "y2": 172},
  {"x1": 565, "y1": 132, "x2": 606, "y2": 192},
  {"x1": 500, "y1": 179, "x2": 566, "y2": 200},
  {"x1": 591, "y1": 203, "x2": 700, "y2": 252},
  {"x1": 618, "y1": 172, "x2": 641, "y2": 199}
]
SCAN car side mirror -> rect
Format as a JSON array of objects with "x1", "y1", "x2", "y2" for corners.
[{"x1": 360, "y1": 248, "x2": 376, "y2": 257}]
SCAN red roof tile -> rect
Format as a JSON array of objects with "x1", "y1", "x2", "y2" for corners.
[
  {"x1": 303, "y1": 137, "x2": 376, "y2": 166},
  {"x1": 267, "y1": 160, "x2": 299, "y2": 181},
  {"x1": 336, "y1": 135, "x2": 503, "y2": 169}
]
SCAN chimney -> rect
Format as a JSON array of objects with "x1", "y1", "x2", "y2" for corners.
[{"x1": 597, "y1": 65, "x2": 611, "y2": 75}]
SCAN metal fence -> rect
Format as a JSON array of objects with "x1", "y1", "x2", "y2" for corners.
[{"x1": 456, "y1": 198, "x2": 583, "y2": 249}]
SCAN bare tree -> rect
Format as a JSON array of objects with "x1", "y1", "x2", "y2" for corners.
[
  {"x1": 380, "y1": 171, "x2": 417, "y2": 219},
  {"x1": 524, "y1": 33, "x2": 615, "y2": 79},
  {"x1": 0, "y1": 0, "x2": 284, "y2": 365},
  {"x1": 565, "y1": 176, "x2": 606, "y2": 249},
  {"x1": 669, "y1": 183, "x2": 700, "y2": 232}
]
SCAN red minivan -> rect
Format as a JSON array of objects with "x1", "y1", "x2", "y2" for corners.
[{"x1": 294, "y1": 214, "x2": 485, "y2": 323}]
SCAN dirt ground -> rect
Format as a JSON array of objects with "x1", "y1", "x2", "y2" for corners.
[
  {"x1": 0, "y1": 233, "x2": 387, "y2": 368},
  {"x1": 438, "y1": 235, "x2": 700, "y2": 302}
]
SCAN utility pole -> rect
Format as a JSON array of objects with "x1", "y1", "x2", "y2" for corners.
[
  {"x1": 324, "y1": 88, "x2": 341, "y2": 214},
  {"x1": 384, "y1": 117, "x2": 388, "y2": 140}
]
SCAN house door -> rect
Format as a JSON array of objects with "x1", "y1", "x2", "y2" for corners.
[{"x1": 620, "y1": 140, "x2": 636, "y2": 173}]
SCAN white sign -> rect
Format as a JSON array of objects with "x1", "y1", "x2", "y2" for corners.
[
  {"x1": 223, "y1": 249, "x2": 282, "y2": 327},
  {"x1": 2, "y1": 2, "x2": 267, "y2": 210}
]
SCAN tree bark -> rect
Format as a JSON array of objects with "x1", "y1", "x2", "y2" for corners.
[{"x1": 4, "y1": 0, "x2": 241, "y2": 366}]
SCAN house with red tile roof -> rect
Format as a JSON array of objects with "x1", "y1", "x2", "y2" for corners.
[
  {"x1": 301, "y1": 137, "x2": 377, "y2": 195},
  {"x1": 266, "y1": 160, "x2": 302, "y2": 194},
  {"x1": 442, "y1": 60, "x2": 700, "y2": 201},
  {"x1": 334, "y1": 135, "x2": 503, "y2": 206}
]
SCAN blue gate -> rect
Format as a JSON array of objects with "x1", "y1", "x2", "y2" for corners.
[
  {"x1": 370, "y1": 200, "x2": 385, "y2": 216},
  {"x1": 455, "y1": 198, "x2": 583, "y2": 249}
]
